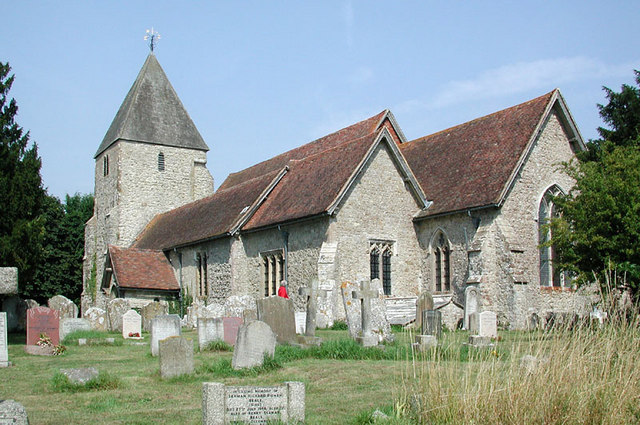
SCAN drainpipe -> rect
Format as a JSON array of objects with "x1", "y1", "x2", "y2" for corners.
[
  {"x1": 278, "y1": 225, "x2": 289, "y2": 286},
  {"x1": 175, "y1": 249, "x2": 184, "y2": 317}
]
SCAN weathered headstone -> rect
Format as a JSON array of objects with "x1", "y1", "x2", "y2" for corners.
[
  {"x1": 298, "y1": 277, "x2": 324, "y2": 345},
  {"x1": 141, "y1": 301, "x2": 168, "y2": 332},
  {"x1": 464, "y1": 286, "x2": 480, "y2": 330},
  {"x1": 468, "y1": 312, "x2": 479, "y2": 334},
  {"x1": 59, "y1": 318, "x2": 91, "y2": 341},
  {"x1": 415, "y1": 290, "x2": 434, "y2": 331},
  {"x1": 203, "y1": 381, "x2": 305, "y2": 425},
  {"x1": 159, "y1": 336, "x2": 194, "y2": 378},
  {"x1": 478, "y1": 311, "x2": 498, "y2": 338},
  {"x1": 106, "y1": 298, "x2": 130, "y2": 332},
  {"x1": 256, "y1": 296, "x2": 296, "y2": 344},
  {"x1": 0, "y1": 400, "x2": 29, "y2": 425},
  {"x1": 231, "y1": 320, "x2": 276, "y2": 370},
  {"x1": 26, "y1": 306, "x2": 59, "y2": 346},
  {"x1": 84, "y1": 307, "x2": 107, "y2": 331},
  {"x1": 60, "y1": 367, "x2": 99, "y2": 384},
  {"x1": 223, "y1": 317, "x2": 243, "y2": 346},
  {"x1": 352, "y1": 279, "x2": 379, "y2": 347},
  {"x1": 413, "y1": 334, "x2": 437, "y2": 351},
  {"x1": 369, "y1": 279, "x2": 393, "y2": 341},
  {"x1": 0, "y1": 267, "x2": 18, "y2": 295},
  {"x1": 224, "y1": 295, "x2": 256, "y2": 319},
  {"x1": 341, "y1": 280, "x2": 362, "y2": 339},
  {"x1": 122, "y1": 309, "x2": 142, "y2": 339},
  {"x1": 0, "y1": 312, "x2": 9, "y2": 367},
  {"x1": 150, "y1": 314, "x2": 181, "y2": 356},
  {"x1": 422, "y1": 310, "x2": 442, "y2": 338},
  {"x1": 198, "y1": 317, "x2": 224, "y2": 350},
  {"x1": 48, "y1": 295, "x2": 78, "y2": 319},
  {"x1": 202, "y1": 303, "x2": 225, "y2": 318}
]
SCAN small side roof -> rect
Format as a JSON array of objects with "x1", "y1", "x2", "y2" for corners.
[
  {"x1": 95, "y1": 53, "x2": 208, "y2": 158},
  {"x1": 401, "y1": 89, "x2": 584, "y2": 219},
  {"x1": 107, "y1": 246, "x2": 179, "y2": 291}
]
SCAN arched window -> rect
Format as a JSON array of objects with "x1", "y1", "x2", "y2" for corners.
[
  {"x1": 158, "y1": 152, "x2": 165, "y2": 171},
  {"x1": 369, "y1": 242, "x2": 393, "y2": 295},
  {"x1": 539, "y1": 186, "x2": 564, "y2": 287},
  {"x1": 433, "y1": 231, "x2": 451, "y2": 292}
]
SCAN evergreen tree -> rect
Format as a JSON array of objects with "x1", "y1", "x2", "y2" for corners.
[{"x1": 0, "y1": 62, "x2": 46, "y2": 294}]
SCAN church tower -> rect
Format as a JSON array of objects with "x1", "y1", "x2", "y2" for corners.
[{"x1": 82, "y1": 52, "x2": 214, "y2": 312}]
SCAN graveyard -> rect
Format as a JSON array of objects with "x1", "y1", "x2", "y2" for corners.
[{"x1": 2, "y1": 314, "x2": 640, "y2": 424}]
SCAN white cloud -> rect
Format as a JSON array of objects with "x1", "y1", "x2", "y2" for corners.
[{"x1": 430, "y1": 57, "x2": 637, "y2": 108}]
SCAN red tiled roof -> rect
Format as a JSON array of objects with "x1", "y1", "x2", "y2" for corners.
[
  {"x1": 109, "y1": 246, "x2": 179, "y2": 291},
  {"x1": 134, "y1": 111, "x2": 397, "y2": 248},
  {"x1": 219, "y1": 111, "x2": 387, "y2": 191},
  {"x1": 401, "y1": 90, "x2": 556, "y2": 218}
]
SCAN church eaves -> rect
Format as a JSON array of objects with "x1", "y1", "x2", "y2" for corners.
[{"x1": 94, "y1": 53, "x2": 208, "y2": 158}]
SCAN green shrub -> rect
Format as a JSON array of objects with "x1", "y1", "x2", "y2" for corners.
[
  {"x1": 201, "y1": 340, "x2": 233, "y2": 352},
  {"x1": 329, "y1": 320, "x2": 348, "y2": 330}
]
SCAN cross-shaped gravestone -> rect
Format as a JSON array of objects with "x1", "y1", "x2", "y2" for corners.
[{"x1": 352, "y1": 279, "x2": 379, "y2": 347}]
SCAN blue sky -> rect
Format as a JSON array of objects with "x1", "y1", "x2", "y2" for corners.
[{"x1": 3, "y1": 2, "x2": 639, "y2": 199}]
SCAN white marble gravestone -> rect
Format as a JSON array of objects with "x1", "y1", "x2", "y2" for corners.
[
  {"x1": 122, "y1": 310, "x2": 142, "y2": 339},
  {"x1": 150, "y1": 314, "x2": 181, "y2": 356}
]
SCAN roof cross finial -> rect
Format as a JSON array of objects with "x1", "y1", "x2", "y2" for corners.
[{"x1": 144, "y1": 27, "x2": 161, "y2": 52}]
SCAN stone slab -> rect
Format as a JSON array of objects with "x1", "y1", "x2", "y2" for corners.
[
  {"x1": 59, "y1": 318, "x2": 91, "y2": 341},
  {"x1": 0, "y1": 312, "x2": 8, "y2": 367},
  {"x1": 422, "y1": 310, "x2": 442, "y2": 338},
  {"x1": 0, "y1": 400, "x2": 29, "y2": 425},
  {"x1": 150, "y1": 314, "x2": 181, "y2": 356},
  {"x1": 415, "y1": 291, "x2": 434, "y2": 331},
  {"x1": 26, "y1": 307, "x2": 59, "y2": 346},
  {"x1": 141, "y1": 301, "x2": 168, "y2": 332},
  {"x1": 231, "y1": 320, "x2": 276, "y2": 370},
  {"x1": 478, "y1": 311, "x2": 498, "y2": 338},
  {"x1": 202, "y1": 381, "x2": 305, "y2": 425},
  {"x1": 198, "y1": 317, "x2": 224, "y2": 350},
  {"x1": 122, "y1": 309, "x2": 142, "y2": 338},
  {"x1": 342, "y1": 279, "x2": 393, "y2": 344},
  {"x1": 468, "y1": 335, "x2": 494, "y2": 347},
  {"x1": 48, "y1": 295, "x2": 78, "y2": 319},
  {"x1": 256, "y1": 296, "x2": 297, "y2": 344},
  {"x1": 84, "y1": 307, "x2": 107, "y2": 331},
  {"x1": 294, "y1": 312, "x2": 306, "y2": 334},
  {"x1": 0, "y1": 267, "x2": 18, "y2": 295},
  {"x1": 106, "y1": 298, "x2": 129, "y2": 332},
  {"x1": 159, "y1": 336, "x2": 194, "y2": 378},
  {"x1": 223, "y1": 317, "x2": 243, "y2": 346},
  {"x1": 464, "y1": 286, "x2": 480, "y2": 330},
  {"x1": 60, "y1": 367, "x2": 99, "y2": 384}
]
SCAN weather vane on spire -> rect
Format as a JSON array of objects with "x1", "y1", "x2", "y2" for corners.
[{"x1": 144, "y1": 28, "x2": 161, "y2": 52}]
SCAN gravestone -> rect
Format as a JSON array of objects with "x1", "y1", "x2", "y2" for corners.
[
  {"x1": 0, "y1": 267, "x2": 18, "y2": 295},
  {"x1": 60, "y1": 367, "x2": 99, "y2": 384},
  {"x1": 222, "y1": 317, "x2": 243, "y2": 346},
  {"x1": 202, "y1": 381, "x2": 305, "y2": 425},
  {"x1": 478, "y1": 311, "x2": 498, "y2": 338},
  {"x1": 256, "y1": 296, "x2": 296, "y2": 344},
  {"x1": 198, "y1": 317, "x2": 224, "y2": 350},
  {"x1": 415, "y1": 291, "x2": 434, "y2": 331},
  {"x1": 468, "y1": 312, "x2": 479, "y2": 334},
  {"x1": 141, "y1": 301, "x2": 168, "y2": 332},
  {"x1": 352, "y1": 279, "x2": 379, "y2": 347},
  {"x1": 0, "y1": 312, "x2": 8, "y2": 367},
  {"x1": 122, "y1": 309, "x2": 142, "y2": 338},
  {"x1": 341, "y1": 280, "x2": 362, "y2": 338},
  {"x1": 231, "y1": 320, "x2": 276, "y2": 370},
  {"x1": 150, "y1": 314, "x2": 181, "y2": 356},
  {"x1": 201, "y1": 303, "x2": 225, "y2": 318},
  {"x1": 464, "y1": 286, "x2": 480, "y2": 330},
  {"x1": 59, "y1": 318, "x2": 91, "y2": 341},
  {"x1": 369, "y1": 279, "x2": 393, "y2": 341},
  {"x1": 26, "y1": 306, "x2": 59, "y2": 346},
  {"x1": 1, "y1": 295, "x2": 28, "y2": 332},
  {"x1": 159, "y1": 336, "x2": 194, "y2": 378},
  {"x1": 224, "y1": 295, "x2": 256, "y2": 319},
  {"x1": 84, "y1": 307, "x2": 107, "y2": 331},
  {"x1": 316, "y1": 241, "x2": 338, "y2": 329},
  {"x1": 413, "y1": 334, "x2": 437, "y2": 351},
  {"x1": 106, "y1": 298, "x2": 130, "y2": 332},
  {"x1": 422, "y1": 310, "x2": 442, "y2": 338},
  {"x1": 0, "y1": 400, "x2": 29, "y2": 425},
  {"x1": 298, "y1": 277, "x2": 327, "y2": 345},
  {"x1": 294, "y1": 312, "x2": 306, "y2": 334},
  {"x1": 48, "y1": 295, "x2": 78, "y2": 319}
]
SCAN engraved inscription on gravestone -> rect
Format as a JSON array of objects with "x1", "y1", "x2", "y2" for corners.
[{"x1": 226, "y1": 386, "x2": 287, "y2": 423}]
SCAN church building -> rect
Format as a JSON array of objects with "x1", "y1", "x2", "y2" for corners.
[{"x1": 83, "y1": 53, "x2": 594, "y2": 329}]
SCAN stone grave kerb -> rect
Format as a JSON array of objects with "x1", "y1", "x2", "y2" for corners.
[{"x1": 352, "y1": 279, "x2": 378, "y2": 347}]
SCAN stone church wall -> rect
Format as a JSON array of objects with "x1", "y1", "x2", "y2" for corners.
[{"x1": 331, "y1": 142, "x2": 424, "y2": 319}]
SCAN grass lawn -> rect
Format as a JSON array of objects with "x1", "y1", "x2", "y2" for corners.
[{"x1": 2, "y1": 322, "x2": 639, "y2": 424}]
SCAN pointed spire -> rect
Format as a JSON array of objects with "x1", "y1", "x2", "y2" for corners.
[{"x1": 95, "y1": 54, "x2": 208, "y2": 158}]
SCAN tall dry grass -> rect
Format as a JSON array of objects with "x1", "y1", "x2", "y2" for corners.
[{"x1": 398, "y1": 309, "x2": 640, "y2": 424}]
